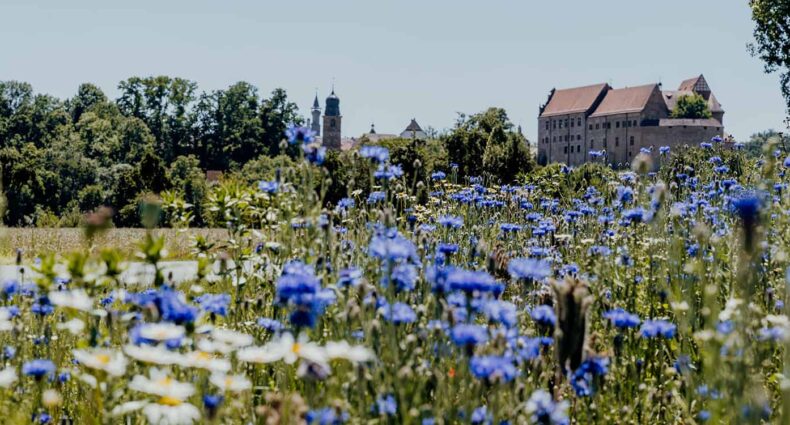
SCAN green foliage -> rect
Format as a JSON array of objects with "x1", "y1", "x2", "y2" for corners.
[
  {"x1": 742, "y1": 129, "x2": 790, "y2": 159},
  {"x1": 670, "y1": 93, "x2": 712, "y2": 119},
  {"x1": 749, "y1": 0, "x2": 790, "y2": 118},
  {"x1": 444, "y1": 107, "x2": 534, "y2": 182}
]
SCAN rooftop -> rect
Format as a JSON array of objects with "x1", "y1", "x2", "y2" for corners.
[
  {"x1": 589, "y1": 84, "x2": 658, "y2": 118},
  {"x1": 540, "y1": 83, "x2": 609, "y2": 117}
]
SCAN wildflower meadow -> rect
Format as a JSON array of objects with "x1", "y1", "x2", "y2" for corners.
[{"x1": 1, "y1": 128, "x2": 790, "y2": 424}]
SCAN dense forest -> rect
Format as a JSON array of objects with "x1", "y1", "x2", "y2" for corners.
[{"x1": 0, "y1": 78, "x2": 535, "y2": 227}]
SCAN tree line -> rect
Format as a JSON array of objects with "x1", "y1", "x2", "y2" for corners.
[{"x1": 0, "y1": 78, "x2": 535, "y2": 227}]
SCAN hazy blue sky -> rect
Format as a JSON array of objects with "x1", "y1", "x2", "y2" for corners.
[{"x1": 1, "y1": 0, "x2": 786, "y2": 141}]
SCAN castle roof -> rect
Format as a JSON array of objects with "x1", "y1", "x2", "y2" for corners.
[
  {"x1": 312, "y1": 94, "x2": 320, "y2": 109},
  {"x1": 404, "y1": 119, "x2": 424, "y2": 132},
  {"x1": 589, "y1": 84, "x2": 658, "y2": 117},
  {"x1": 678, "y1": 74, "x2": 710, "y2": 92},
  {"x1": 540, "y1": 83, "x2": 609, "y2": 117}
]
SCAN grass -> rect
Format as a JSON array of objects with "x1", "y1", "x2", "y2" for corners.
[{"x1": 0, "y1": 227, "x2": 228, "y2": 264}]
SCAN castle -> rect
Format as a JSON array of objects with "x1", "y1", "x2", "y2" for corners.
[
  {"x1": 537, "y1": 75, "x2": 725, "y2": 167},
  {"x1": 307, "y1": 89, "x2": 429, "y2": 150}
]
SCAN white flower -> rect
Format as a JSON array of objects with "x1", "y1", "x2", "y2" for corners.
[
  {"x1": 111, "y1": 400, "x2": 149, "y2": 416},
  {"x1": 211, "y1": 328, "x2": 253, "y2": 348},
  {"x1": 324, "y1": 341, "x2": 375, "y2": 363},
  {"x1": 0, "y1": 309, "x2": 12, "y2": 332},
  {"x1": 124, "y1": 345, "x2": 183, "y2": 366},
  {"x1": 178, "y1": 351, "x2": 231, "y2": 373},
  {"x1": 57, "y1": 318, "x2": 85, "y2": 335},
  {"x1": 0, "y1": 367, "x2": 17, "y2": 388},
  {"x1": 130, "y1": 368, "x2": 195, "y2": 399},
  {"x1": 73, "y1": 348, "x2": 128, "y2": 377},
  {"x1": 209, "y1": 373, "x2": 251, "y2": 393},
  {"x1": 139, "y1": 323, "x2": 186, "y2": 342},
  {"x1": 142, "y1": 401, "x2": 201, "y2": 425},
  {"x1": 48, "y1": 289, "x2": 94, "y2": 312},
  {"x1": 237, "y1": 333, "x2": 326, "y2": 365}
]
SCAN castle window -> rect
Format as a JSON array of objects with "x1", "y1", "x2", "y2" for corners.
[
  {"x1": 616, "y1": 122, "x2": 620, "y2": 128},
  {"x1": 589, "y1": 124, "x2": 593, "y2": 130},
  {"x1": 615, "y1": 137, "x2": 619, "y2": 146},
  {"x1": 570, "y1": 120, "x2": 574, "y2": 128},
  {"x1": 564, "y1": 146, "x2": 568, "y2": 154},
  {"x1": 590, "y1": 139, "x2": 594, "y2": 148},
  {"x1": 577, "y1": 118, "x2": 582, "y2": 127},
  {"x1": 545, "y1": 121, "x2": 549, "y2": 130},
  {"x1": 564, "y1": 119, "x2": 569, "y2": 127},
  {"x1": 577, "y1": 144, "x2": 581, "y2": 152},
  {"x1": 633, "y1": 120, "x2": 637, "y2": 127},
  {"x1": 629, "y1": 136, "x2": 634, "y2": 146},
  {"x1": 595, "y1": 123, "x2": 599, "y2": 130},
  {"x1": 331, "y1": 119, "x2": 336, "y2": 128},
  {"x1": 553, "y1": 121, "x2": 557, "y2": 129},
  {"x1": 577, "y1": 135, "x2": 581, "y2": 141}
]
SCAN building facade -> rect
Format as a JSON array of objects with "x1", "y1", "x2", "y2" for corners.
[
  {"x1": 322, "y1": 90, "x2": 342, "y2": 150},
  {"x1": 537, "y1": 75, "x2": 724, "y2": 167}
]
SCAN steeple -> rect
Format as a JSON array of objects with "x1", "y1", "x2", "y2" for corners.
[
  {"x1": 370, "y1": 123, "x2": 376, "y2": 134},
  {"x1": 310, "y1": 91, "x2": 321, "y2": 136},
  {"x1": 322, "y1": 87, "x2": 342, "y2": 150}
]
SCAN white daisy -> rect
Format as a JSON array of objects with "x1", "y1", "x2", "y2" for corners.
[
  {"x1": 178, "y1": 350, "x2": 231, "y2": 373},
  {"x1": 48, "y1": 289, "x2": 94, "y2": 312},
  {"x1": 73, "y1": 348, "x2": 128, "y2": 377},
  {"x1": 124, "y1": 345, "x2": 183, "y2": 366},
  {"x1": 56, "y1": 318, "x2": 85, "y2": 335},
  {"x1": 237, "y1": 333, "x2": 326, "y2": 365},
  {"x1": 139, "y1": 323, "x2": 186, "y2": 342},
  {"x1": 209, "y1": 372, "x2": 251, "y2": 393},
  {"x1": 142, "y1": 400, "x2": 201, "y2": 425},
  {"x1": 325, "y1": 341, "x2": 375, "y2": 363},
  {"x1": 129, "y1": 368, "x2": 195, "y2": 399},
  {"x1": 211, "y1": 328, "x2": 253, "y2": 348},
  {"x1": 0, "y1": 367, "x2": 17, "y2": 388}
]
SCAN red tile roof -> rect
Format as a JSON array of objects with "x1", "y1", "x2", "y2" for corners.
[
  {"x1": 589, "y1": 84, "x2": 658, "y2": 117},
  {"x1": 540, "y1": 83, "x2": 609, "y2": 117}
]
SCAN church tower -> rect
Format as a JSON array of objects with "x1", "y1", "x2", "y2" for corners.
[
  {"x1": 310, "y1": 94, "x2": 321, "y2": 136},
  {"x1": 322, "y1": 89, "x2": 342, "y2": 150}
]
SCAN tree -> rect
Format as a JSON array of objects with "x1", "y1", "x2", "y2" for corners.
[
  {"x1": 670, "y1": 93, "x2": 712, "y2": 119},
  {"x1": 260, "y1": 88, "x2": 303, "y2": 157},
  {"x1": 443, "y1": 107, "x2": 533, "y2": 181},
  {"x1": 749, "y1": 0, "x2": 790, "y2": 119}
]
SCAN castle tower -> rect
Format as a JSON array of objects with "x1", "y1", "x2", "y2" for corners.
[
  {"x1": 311, "y1": 93, "x2": 321, "y2": 136},
  {"x1": 322, "y1": 89, "x2": 342, "y2": 150}
]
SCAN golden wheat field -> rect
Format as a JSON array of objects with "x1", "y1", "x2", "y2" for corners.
[{"x1": 0, "y1": 228, "x2": 227, "y2": 264}]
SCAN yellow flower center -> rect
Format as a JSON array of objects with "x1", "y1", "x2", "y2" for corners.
[
  {"x1": 292, "y1": 343, "x2": 301, "y2": 354},
  {"x1": 96, "y1": 354, "x2": 111, "y2": 365},
  {"x1": 225, "y1": 377, "x2": 233, "y2": 388},
  {"x1": 158, "y1": 396, "x2": 182, "y2": 406},
  {"x1": 157, "y1": 376, "x2": 173, "y2": 387},
  {"x1": 195, "y1": 351, "x2": 211, "y2": 361}
]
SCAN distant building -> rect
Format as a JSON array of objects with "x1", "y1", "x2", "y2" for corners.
[
  {"x1": 537, "y1": 74, "x2": 725, "y2": 167},
  {"x1": 400, "y1": 119, "x2": 428, "y2": 139}
]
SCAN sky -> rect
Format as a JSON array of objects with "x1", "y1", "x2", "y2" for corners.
[{"x1": 1, "y1": 0, "x2": 786, "y2": 142}]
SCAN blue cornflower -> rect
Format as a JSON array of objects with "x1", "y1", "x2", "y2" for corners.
[
  {"x1": 258, "y1": 180, "x2": 279, "y2": 194},
  {"x1": 307, "y1": 407, "x2": 349, "y2": 424},
  {"x1": 525, "y1": 390, "x2": 570, "y2": 425},
  {"x1": 481, "y1": 300, "x2": 518, "y2": 328},
  {"x1": 256, "y1": 317, "x2": 284, "y2": 333},
  {"x1": 640, "y1": 319, "x2": 677, "y2": 339},
  {"x1": 337, "y1": 197, "x2": 355, "y2": 210},
  {"x1": 374, "y1": 163, "x2": 404, "y2": 180},
  {"x1": 196, "y1": 293, "x2": 231, "y2": 317},
  {"x1": 508, "y1": 258, "x2": 552, "y2": 281},
  {"x1": 758, "y1": 327, "x2": 786, "y2": 341},
  {"x1": 369, "y1": 233, "x2": 418, "y2": 262},
  {"x1": 438, "y1": 215, "x2": 463, "y2": 228},
  {"x1": 431, "y1": 171, "x2": 446, "y2": 180},
  {"x1": 437, "y1": 243, "x2": 459, "y2": 255},
  {"x1": 531, "y1": 305, "x2": 556, "y2": 327},
  {"x1": 385, "y1": 263, "x2": 418, "y2": 292},
  {"x1": 603, "y1": 308, "x2": 640, "y2": 329},
  {"x1": 373, "y1": 394, "x2": 397, "y2": 416},
  {"x1": 659, "y1": 146, "x2": 670, "y2": 155},
  {"x1": 338, "y1": 267, "x2": 363, "y2": 287},
  {"x1": 360, "y1": 146, "x2": 390, "y2": 163},
  {"x1": 446, "y1": 269, "x2": 502, "y2": 294},
  {"x1": 471, "y1": 406, "x2": 490, "y2": 424},
  {"x1": 469, "y1": 355, "x2": 518, "y2": 383},
  {"x1": 729, "y1": 191, "x2": 763, "y2": 224},
  {"x1": 367, "y1": 191, "x2": 386, "y2": 204},
  {"x1": 588, "y1": 245, "x2": 611, "y2": 257},
  {"x1": 784, "y1": 156, "x2": 790, "y2": 168},
  {"x1": 381, "y1": 302, "x2": 417, "y2": 324},
  {"x1": 302, "y1": 143, "x2": 326, "y2": 165},
  {"x1": 285, "y1": 124, "x2": 315, "y2": 144},
  {"x1": 450, "y1": 324, "x2": 489, "y2": 347},
  {"x1": 22, "y1": 359, "x2": 55, "y2": 379}
]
